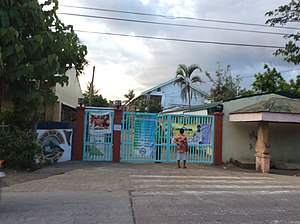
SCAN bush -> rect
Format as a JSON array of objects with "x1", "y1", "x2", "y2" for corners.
[{"x1": 0, "y1": 130, "x2": 41, "y2": 170}]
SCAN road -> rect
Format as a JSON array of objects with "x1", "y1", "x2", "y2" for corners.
[{"x1": 0, "y1": 162, "x2": 300, "y2": 224}]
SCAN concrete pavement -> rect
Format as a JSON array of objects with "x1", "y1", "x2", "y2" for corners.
[{"x1": 1, "y1": 162, "x2": 300, "y2": 223}]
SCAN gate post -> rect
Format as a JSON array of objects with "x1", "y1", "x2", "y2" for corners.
[
  {"x1": 73, "y1": 106, "x2": 85, "y2": 160},
  {"x1": 210, "y1": 112, "x2": 224, "y2": 166},
  {"x1": 113, "y1": 108, "x2": 122, "y2": 162}
]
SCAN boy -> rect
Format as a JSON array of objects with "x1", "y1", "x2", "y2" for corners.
[{"x1": 174, "y1": 128, "x2": 188, "y2": 168}]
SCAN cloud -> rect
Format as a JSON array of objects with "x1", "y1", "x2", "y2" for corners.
[{"x1": 57, "y1": 0, "x2": 298, "y2": 100}]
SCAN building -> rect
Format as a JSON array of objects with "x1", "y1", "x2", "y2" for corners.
[
  {"x1": 42, "y1": 68, "x2": 83, "y2": 125},
  {"x1": 126, "y1": 77, "x2": 208, "y2": 112},
  {"x1": 164, "y1": 92, "x2": 300, "y2": 171}
]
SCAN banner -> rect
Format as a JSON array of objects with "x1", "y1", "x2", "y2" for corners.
[
  {"x1": 89, "y1": 112, "x2": 112, "y2": 135},
  {"x1": 134, "y1": 115, "x2": 156, "y2": 157},
  {"x1": 171, "y1": 123, "x2": 211, "y2": 144},
  {"x1": 37, "y1": 129, "x2": 72, "y2": 163}
]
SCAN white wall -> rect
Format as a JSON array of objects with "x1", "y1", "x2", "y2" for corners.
[
  {"x1": 148, "y1": 82, "x2": 206, "y2": 109},
  {"x1": 55, "y1": 68, "x2": 83, "y2": 108}
]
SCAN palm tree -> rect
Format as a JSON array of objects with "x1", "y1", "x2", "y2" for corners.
[
  {"x1": 175, "y1": 64, "x2": 203, "y2": 110},
  {"x1": 124, "y1": 89, "x2": 135, "y2": 104}
]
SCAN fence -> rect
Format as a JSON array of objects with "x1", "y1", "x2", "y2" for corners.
[{"x1": 121, "y1": 112, "x2": 214, "y2": 163}]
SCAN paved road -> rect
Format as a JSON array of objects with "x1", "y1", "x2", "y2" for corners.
[{"x1": 0, "y1": 162, "x2": 300, "y2": 224}]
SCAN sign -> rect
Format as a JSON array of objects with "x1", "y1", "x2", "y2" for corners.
[
  {"x1": 134, "y1": 115, "x2": 156, "y2": 157},
  {"x1": 37, "y1": 129, "x2": 72, "y2": 163},
  {"x1": 89, "y1": 112, "x2": 112, "y2": 134}
]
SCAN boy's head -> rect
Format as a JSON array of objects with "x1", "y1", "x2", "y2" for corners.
[{"x1": 179, "y1": 128, "x2": 184, "y2": 134}]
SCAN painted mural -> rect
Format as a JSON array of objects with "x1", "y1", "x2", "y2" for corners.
[{"x1": 37, "y1": 129, "x2": 73, "y2": 163}]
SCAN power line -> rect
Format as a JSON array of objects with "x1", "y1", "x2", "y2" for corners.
[
  {"x1": 60, "y1": 5, "x2": 299, "y2": 31},
  {"x1": 59, "y1": 12, "x2": 288, "y2": 36},
  {"x1": 75, "y1": 29, "x2": 284, "y2": 49}
]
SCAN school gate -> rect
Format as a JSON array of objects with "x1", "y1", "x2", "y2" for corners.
[
  {"x1": 77, "y1": 107, "x2": 217, "y2": 164},
  {"x1": 121, "y1": 112, "x2": 214, "y2": 163},
  {"x1": 83, "y1": 108, "x2": 114, "y2": 161}
]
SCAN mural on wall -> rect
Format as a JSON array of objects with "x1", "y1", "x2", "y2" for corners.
[
  {"x1": 37, "y1": 129, "x2": 73, "y2": 164},
  {"x1": 87, "y1": 112, "x2": 113, "y2": 159},
  {"x1": 133, "y1": 114, "x2": 157, "y2": 157}
]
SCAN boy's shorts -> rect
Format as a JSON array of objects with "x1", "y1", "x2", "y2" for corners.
[{"x1": 177, "y1": 152, "x2": 187, "y2": 160}]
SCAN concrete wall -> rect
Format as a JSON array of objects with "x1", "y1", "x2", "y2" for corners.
[
  {"x1": 269, "y1": 123, "x2": 300, "y2": 163},
  {"x1": 42, "y1": 68, "x2": 83, "y2": 122},
  {"x1": 55, "y1": 68, "x2": 83, "y2": 109},
  {"x1": 148, "y1": 83, "x2": 205, "y2": 109},
  {"x1": 222, "y1": 93, "x2": 300, "y2": 164}
]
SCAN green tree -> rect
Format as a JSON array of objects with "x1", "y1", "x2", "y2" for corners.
[
  {"x1": 206, "y1": 64, "x2": 243, "y2": 102},
  {"x1": 289, "y1": 75, "x2": 300, "y2": 95},
  {"x1": 174, "y1": 64, "x2": 203, "y2": 110},
  {"x1": 252, "y1": 64, "x2": 288, "y2": 93},
  {"x1": 83, "y1": 82, "x2": 109, "y2": 107},
  {"x1": 0, "y1": 0, "x2": 87, "y2": 130},
  {"x1": 135, "y1": 97, "x2": 162, "y2": 113},
  {"x1": 266, "y1": 1, "x2": 300, "y2": 64},
  {"x1": 124, "y1": 89, "x2": 135, "y2": 104}
]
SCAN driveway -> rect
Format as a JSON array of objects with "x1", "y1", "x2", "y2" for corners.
[{"x1": 1, "y1": 162, "x2": 300, "y2": 224}]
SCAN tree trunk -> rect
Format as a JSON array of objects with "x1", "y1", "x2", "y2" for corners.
[{"x1": 188, "y1": 87, "x2": 191, "y2": 111}]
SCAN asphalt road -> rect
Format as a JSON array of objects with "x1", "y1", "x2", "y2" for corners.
[{"x1": 0, "y1": 162, "x2": 300, "y2": 224}]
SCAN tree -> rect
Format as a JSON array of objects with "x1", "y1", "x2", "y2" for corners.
[
  {"x1": 252, "y1": 64, "x2": 288, "y2": 93},
  {"x1": 266, "y1": 1, "x2": 300, "y2": 64},
  {"x1": 206, "y1": 64, "x2": 243, "y2": 102},
  {"x1": 124, "y1": 89, "x2": 135, "y2": 104},
  {"x1": 0, "y1": 0, "x2": 87, "y2": 130},
  {"x1": 289, "y1": 74, "x2": 300, "y2": 95},
  {"x1": 83, "y1": 82, "x2": 109, "y2": 107},
  {"x1": 174, "y1": 64, "x2": 203, "y2": 110},
  {"x1": 135, "y1": 97, "x2": 162, "y2": 113}
]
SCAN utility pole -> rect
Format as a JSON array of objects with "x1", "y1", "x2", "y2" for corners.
[{"x1": 89, "y1": 66, "x2": 95, "y2": 106}]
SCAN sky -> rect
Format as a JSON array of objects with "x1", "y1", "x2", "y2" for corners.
[{"x1": 56, "y1": 0, "x2": 299, "y2": 101}]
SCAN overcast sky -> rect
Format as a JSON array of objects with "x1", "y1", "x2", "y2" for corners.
[{"x1": 56, "y1": 0, "x2": 299, "y2": 101}]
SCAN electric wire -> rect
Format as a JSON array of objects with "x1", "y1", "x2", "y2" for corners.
[
  {"x1": 59, "y1": 12, "x2": 289, "y2": 36},
  {"x1": 60, "y1": 5, "x2": 299, "y2": 31},
  {"x1": 75, "y1": 29, "x2": 284, "y2": 49}
]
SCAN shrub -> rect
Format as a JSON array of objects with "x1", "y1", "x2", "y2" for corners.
[{"x1": 0, "y1": 130, "x2": 41, "y2": 170}]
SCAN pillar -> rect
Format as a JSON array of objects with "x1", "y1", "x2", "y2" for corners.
[
  {"x1": 210, "y1": 112, "x2": 224, "y2": 166},
  {"x1": 72, "y1": 106, "x2": 85, "y2": 160},
  {"x1": 255, "y1": 122, "x2": 270, "y2": 173},
  {"x1": 112, "y1": 108, "x2": 122, "y2": 162}
]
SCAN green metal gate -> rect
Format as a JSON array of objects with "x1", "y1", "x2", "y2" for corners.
[
  {"x1": 121, "y1": 112, "x2": 214, "y2": 163},
  {"x1": 83, "y1": 108, "x2": 114, "y2": 161}
]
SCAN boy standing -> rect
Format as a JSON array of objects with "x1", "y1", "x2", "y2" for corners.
[{"x1": 174, "y1": 128, "x2": 188, "y2": 168}]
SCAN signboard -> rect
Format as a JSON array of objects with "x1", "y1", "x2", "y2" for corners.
[
  {"x1": 171, "y1": 123, "x2": 212, "y2": 144},
  {"x1": 36, "y1": 129, "x2": 73, "y2": 163},
  {"x1": 133, "y1": 115, "x2": 157, "y2": 157}
]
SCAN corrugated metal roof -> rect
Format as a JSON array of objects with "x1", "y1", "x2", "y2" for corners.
[{"x1": 230, "y1": 98, "x2": 300, "y2": 114}]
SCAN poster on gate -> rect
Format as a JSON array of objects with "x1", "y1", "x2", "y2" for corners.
[
  {"x1": 133, "y1": 115, "x2": 156, "y2": 157},
  {"x1": 89, "y1": 112, "x2": 112, "y2": 134},
  {"x1": 171, "y1": 123, "x2": 212, "y2": 144}
]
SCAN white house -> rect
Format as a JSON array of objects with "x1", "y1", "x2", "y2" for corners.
[{"x1": 140, "y1": 77, "x2": 208, "y2": 111}]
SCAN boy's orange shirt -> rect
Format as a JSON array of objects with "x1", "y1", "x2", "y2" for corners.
[{"x1": 174, "y1": 133, "x2": 188, "y2": 153}]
